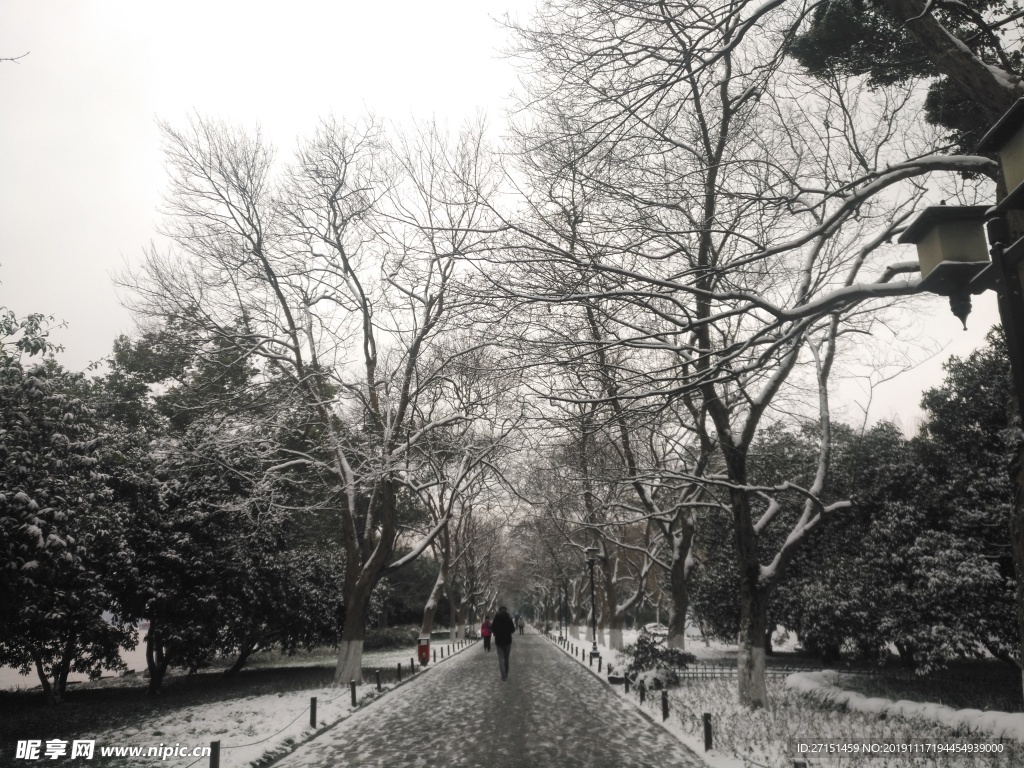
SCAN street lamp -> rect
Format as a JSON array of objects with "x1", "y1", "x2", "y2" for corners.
[
  {"x1": 897, "y1": 204, "x2": 992, "y2": 328},
  {"x1": 585, "y1": 546, "x2": 600, "y2": 660},
  {"x1": 899, "y1": 99, "x2": 1024, "y2": 406}
]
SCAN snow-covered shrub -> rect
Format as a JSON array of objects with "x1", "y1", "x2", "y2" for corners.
[{"x1": 620, "y1": 630, "x2": 695, "y2": 688}]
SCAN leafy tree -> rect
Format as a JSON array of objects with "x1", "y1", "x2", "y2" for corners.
[
  {"x1": 0, "y1": 313, "x2": 134, "y2": 704},
  {"x1": 105, "y1": 333, "x2": 347, "y2": 692},
  {"x1": 790, "y1": 0, "x2": 1023, "y2": 150}
]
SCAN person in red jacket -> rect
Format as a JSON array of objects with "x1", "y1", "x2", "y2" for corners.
[
  {"x1": 480, "y1": 616, "x2": 493, "y2": 652},
  {"x1": 490, "y1": 606, "x2": 516, "y2": 681}
]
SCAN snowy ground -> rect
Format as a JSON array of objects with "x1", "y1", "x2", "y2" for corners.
[
  {"x1": 6, "y1": 639, "x2": 476, "y2": 768},
  {"x1": 13, "y1": 626, "x2": 1023, "y2": 767},
  {"x1": 549, "y1": 626, "x2": 1024, "y2": 767}
]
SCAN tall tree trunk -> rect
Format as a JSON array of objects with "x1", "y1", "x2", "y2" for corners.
[
  {"x1": 728, "y1": 448, "x2": 771, "y2": 709},
  {"x1": 420, "y1": 566, "x2": 447, "y2": 640},
  {"x1": 335, "y1": 575, "x2": 377, "y2": 685},
  {"x1": 145, "y1": 621, "x2": 171, "y2": 696},
  {"x1": 336, "y1": 480, "x2": 398, "y2": 686},
  {"x1": 53, "y1": 641, "x2": 74, "y2": 704},
  {"x1": 737, "y1": 579, "x2": 769, "y2": 709},
  {"x1": 667, "y1": 525, "x2": 695, "y2": 650}
]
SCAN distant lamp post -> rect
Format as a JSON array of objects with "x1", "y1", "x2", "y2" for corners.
[
  {"x1": 897, "y1": 204, "x2": 991, "y2": 328},
  {"x1": 585, "y1": 547, "x2": 600, "y2": 660}
]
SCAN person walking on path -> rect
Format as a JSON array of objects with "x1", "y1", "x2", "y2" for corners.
[
  {"x1": 481, "y1": 616, "x2": 493, "y2": 652},
  {"x1": 491, "y1": 606, "x2": 515, "y2": 680},
  {"x1": 516, "y1": 615, "x2": 524, "y2": 635}
]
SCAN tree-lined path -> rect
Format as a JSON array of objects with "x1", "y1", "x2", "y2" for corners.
[{"x1": 274, "y1": 631, "x2": 702, "y2": 767}]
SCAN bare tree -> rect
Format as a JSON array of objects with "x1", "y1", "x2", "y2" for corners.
[
  {"x1": 506, "y1": 0, "x2": 998, "y2": 707},
  {"x1": 122, "y1": 115, "x2": 502, "y2": 684}
]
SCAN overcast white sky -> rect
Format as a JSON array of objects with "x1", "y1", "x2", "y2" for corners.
[{"x1": 0, "y1": 0, "x2": 1004, "y2": 432}]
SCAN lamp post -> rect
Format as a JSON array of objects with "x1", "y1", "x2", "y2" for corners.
[
  {"x1": 900, "y1": 99, "x2": 1024, "y2": 699},
  {"x1": 585, "y1": 546, "x2": 600, "y2": 660},
  {"x1": 898, "y1": 101, "x2": 1024, "y2": 416}
]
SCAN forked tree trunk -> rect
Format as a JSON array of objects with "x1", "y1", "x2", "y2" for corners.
[
  {"x1": 31, "y1": 650, "x2": 57, "y2": 706},
  {"x1": 225, "y1": 641, "x2": 257, "y2": 676},
  {"x1": 145, "y1": 622, "x2": 172, "y2": 696}
]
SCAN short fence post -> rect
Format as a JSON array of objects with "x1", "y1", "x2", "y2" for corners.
[
  {"x1": 589, "y1": 653, "x2": 593, "y2": 667},
  {"x1": 661, "y1": 690, "x2": 669, "y2": 721},
  {"x1": 410, "y1": 659, "x2": 414, "y2": 674},
  {"x1": 350, "y1": 680, "x2": 357, "y2": 707},
  {"x1": 433, "y1": 649, "x2": 437, "y2": 663},
  {"x1": 624, "y1": 677, "x2": 631, "y2": 695},
  {"x1": 639, "y1": 683, "x2": 646, "y2": 705},
  {"x1": 598, "y1": 657, "x2": 602, "y2": 673},
  {"x1": 310, "y1": 697, "x2": 317, "y2": 728},
  {"x1": 376, "y1": 669, "x2": 382, "y2": 692},
  {"x1": 703, "y1": 713, "x2": 712, "y2": 751},
  {"x1": 209, "y1": 741, "x2": 220, "y2": 768},
  {"x1": 397, "y1": 662, "x2": 402, "y2": 682}
]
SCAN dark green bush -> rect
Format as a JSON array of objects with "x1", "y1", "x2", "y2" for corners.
[
  {"x1": 620, "y1": 630, "x2": 696, "y2": 688},
  {"x1": 363, "y1": 626, "x2": 418, "y2": 650}
]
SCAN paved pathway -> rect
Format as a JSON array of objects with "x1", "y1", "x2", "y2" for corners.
[{"x1": 274, "y1": 631, "x2": 703, "y2": 768}]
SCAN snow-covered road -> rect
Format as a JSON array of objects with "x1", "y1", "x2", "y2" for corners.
[{"x1": 274, "y1": 630, "x2": 702, "y2": 768}]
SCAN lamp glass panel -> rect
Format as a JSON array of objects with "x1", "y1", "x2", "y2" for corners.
[
  {"x1": 917, "y1": 221, "x2": 989, "y2": 278},
  {"x1": 1000, "y1": 123, "x2": 1024, "y2": 192}
]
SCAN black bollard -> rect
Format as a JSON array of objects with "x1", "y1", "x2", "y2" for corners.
[
  {"x1": 397, "y1": 662, "x2": 402, "y2": 682},
  {"x1": 661, "y1": 690, "x2": 669, "y2": 721},
  {"x1": 376, "y1": 669, "x2": 382, "y2": 692},
  {"x1": 310, "y1": 697, "x2": 317, "y2": 728},
  {"x1": 350, "y1": 680, "x2": 357, "y2": 707},
  {"x1": 640, "y1": 684, "x2": 646, "y2": 705},
  {"x1": 433, "y1": 649, "x2": 437, "y2": 663},
  {"x1": 703, "y1": 713, "x2": 712, "y2": 751},
  {"x1": 625, "y1": 678, "x2": 630, "y2": 695},
  {"x1": 209, "y1": 741, "x2": 220, "y2": 768},
  {"x1": 598, "y1": 657, "x2": 602, "y2": 673}
]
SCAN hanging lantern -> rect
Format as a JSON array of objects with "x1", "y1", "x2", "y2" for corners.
[{"x1": 898, "y1": 205, "x2": 991, "y2": 328}]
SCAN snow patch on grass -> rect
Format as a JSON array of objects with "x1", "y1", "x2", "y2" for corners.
[{"x1": 788, "y1": 670, "x2": 1024, "y2": 742}]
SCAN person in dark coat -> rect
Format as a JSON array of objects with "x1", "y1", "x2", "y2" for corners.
[{"x1": 490, "y1": 606, "x2": 516, "y2": 680}]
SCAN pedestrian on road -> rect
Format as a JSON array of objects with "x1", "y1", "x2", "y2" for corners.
[
  {"x1": 481, "y1": 616, "x2": 493, "y2": 652},
  {"x1": 491, "y1": 606, "x2": 516, "y2": 680}
]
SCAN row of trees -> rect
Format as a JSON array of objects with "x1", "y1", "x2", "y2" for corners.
[
  {"x1": 521, "y1": 328, "x2": 1015, "y2": 684},
  {"x1": 0, "y1": 303, "x2": 510, "y2": 702},
  {"x1": 7, "y1": 0, "x2": 1024, "y2": 712},
  {"x1": 491, "y1": 0, "x2": 1024, "y2": 708}
]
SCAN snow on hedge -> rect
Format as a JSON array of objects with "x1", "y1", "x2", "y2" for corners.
[{"x1": 787, "y1": 671, "x2": 1024, "y2": 742}]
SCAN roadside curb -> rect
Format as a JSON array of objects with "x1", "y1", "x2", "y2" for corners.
[{"x1": 542, "y1": 632, "x2": 710, "y2": 767}]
